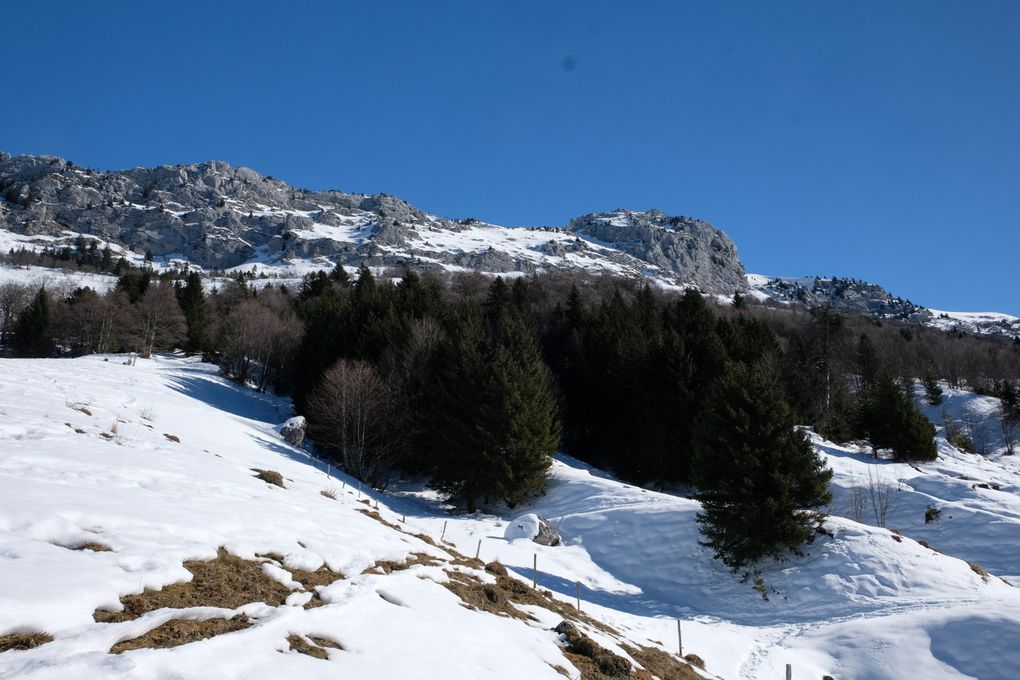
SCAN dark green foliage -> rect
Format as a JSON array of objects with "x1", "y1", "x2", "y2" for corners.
[
  {"x1": 175, "y1": 272, "x2": 209, "y2": 352},
  {"x1": 691, "y1": 362, "x2": 833, "y2": 571},
  {"x1": 855, "y1": 373, "x2": 937, "y2": 461},
  {"x1": 12, "y1": 287, "x2": 52, "y2": 357},
  {"x1": 426, "y1": 280, "x2": 560, "y2": 511},
  {"x1": 922, "y1": 374, "x2": 943, "y2": 406},
  {"x1": 924, "y1": 505, "x2": 942, "y2": 524}
]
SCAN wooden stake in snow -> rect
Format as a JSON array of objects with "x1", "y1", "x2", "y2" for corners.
[
  {"x1": 532, "y1": 554, "x2": 537, "y2": 589},
  {"x1": 326, "y1": 463, "x2": 331, "y2": 479},
  {"x1": 475, "y1": 539, "x2": 481, "y2": 560},
  {"x1": 357, "y1": 481, "x2": 361, "y2": 498},
  {"x1": 785, "y1": 663, "x2": 792, "y2": 680},
  {"x1": 401, "y1": 514, "x2": 405, "y2": 523},
  {"x1": 440, "y1": 521, "x2": 447, "y2": 542},
  {"x1": 677, "y1": 620, "x2": 683, "y2": 656},
  {"x1": 576, "y1": 582, "x2": 581, "y2": 611},
  {"x1": 341, "y1": 480, "x2": 346, "y2": 491}
]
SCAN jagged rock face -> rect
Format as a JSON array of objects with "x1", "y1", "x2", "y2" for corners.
[
  {"x1": 754, "y1": 276, "x2": 932, "y2": 322},
  {"x1": 0, "y1": 154, "x2": 748, "y2": 293},
  {"x1": 568, "y1": 209, "x2": 747, "y2": 294}
]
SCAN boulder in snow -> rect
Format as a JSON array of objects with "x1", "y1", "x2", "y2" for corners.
[
  {"x1": 504, "y1": 513, "x2": 561, "y2": 546},
  {"x1": 279, "y1": 416, "x2": 306, "y2": 447}
]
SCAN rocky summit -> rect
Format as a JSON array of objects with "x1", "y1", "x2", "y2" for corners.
[{"x1": 0, "y1": 153, "x2": 747, "y2": 294}]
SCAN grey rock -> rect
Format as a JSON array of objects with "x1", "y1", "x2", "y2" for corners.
[
  {"x1": 533, "y1": 516, "x2": 561, "y2": 547},
  {"x1": 0, "y1": 153, "x2": 748, "y2": 292}
]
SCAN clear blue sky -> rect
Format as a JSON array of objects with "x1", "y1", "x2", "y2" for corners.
[{"x1": 2, "y1": 1, "x2": 1017, "y2": 313}]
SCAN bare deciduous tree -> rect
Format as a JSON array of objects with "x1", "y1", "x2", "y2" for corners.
[
  {"x1": 306, "y1": 359, "x2": 400, "y2": 487},
  {"x1": 134, "y1": 282, "x2": 187, "y2": 357},
  {"x1": 0, "y1": 281, "x2": 31, "y2": 347}
]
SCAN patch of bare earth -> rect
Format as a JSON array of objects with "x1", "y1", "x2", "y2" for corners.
[
  {"x1": 110, "y1": 615, "x2": 250, "y2": 653},
  {"x1": 287, "y1": 633, "x2": 343, "y2": 659},
  {"x1": 0, "y1": 632, "x2": 53, "y2": 653},
  {"x1": 94, "y1": 548, "x2": 291, "y2": 622},
  {"x1": 252, "y1": 469, "x2": 285, "y2": 488}
]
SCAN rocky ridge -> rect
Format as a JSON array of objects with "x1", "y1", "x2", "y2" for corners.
[{"x1": 0, "y1": 153, "x2": 748, "y2": 294}]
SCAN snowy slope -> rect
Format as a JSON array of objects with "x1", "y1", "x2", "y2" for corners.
[{"x1": 2, "y1": 355, "x2": 1019, "y2": 679}]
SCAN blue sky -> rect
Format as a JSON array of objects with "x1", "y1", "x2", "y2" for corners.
[{"x1": 2, "y1": 1, "x2": 1017, "y2": 313}]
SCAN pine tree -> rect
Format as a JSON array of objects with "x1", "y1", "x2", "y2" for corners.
[
  {"x1": 691, "y1": 361, "x2": 833, "y2": 571},
  {"x1": 855, "y1": 373, "x2": 937, "y2": 461},
  {"x1": 922, "y1": 374, "x2": 943, "y2": 406},
  {"x1": 175, "y1": 272, "x2": 209, "y2": 353},
  {"x1": 12, "y1": 287, "x2": 53, "y2": 358}
]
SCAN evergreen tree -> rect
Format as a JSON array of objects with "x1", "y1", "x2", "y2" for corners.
[
  {"x1": 922, "y1": 374, "x2": 943, "y2": 406},
  {"x1": 691, "y1": 361, "x2": 833, "y2": 571},
  {"x1": 12, "y1": 287, "x2": 53, "y2": 358},
  {"x1": 427, "y1": 291, "x2": 560, "y2": 511},
  {"x1": 175, "y1": 272, "x2": 209, "y2": 353},
  {"x1": 855, "y1": 373, "x2": 937, "y2": 461}
]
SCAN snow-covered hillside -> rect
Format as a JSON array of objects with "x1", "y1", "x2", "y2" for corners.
[{"x1": 2, "y1": 355, "x2": 1019, "y2": 679}]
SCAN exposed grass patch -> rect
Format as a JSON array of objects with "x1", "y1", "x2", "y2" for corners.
[
  {"x1": 621, "y1": 642, "x2": 703, "y2": 679},
  {"x1": 252, "y1": 469, "x2": 285, "y2": 488},
  {"x1": 969, "y1": 561, "x2": 990, "y2": 582},
  {"x1": 356, "y1": 508, "x2": 401, "y2": 530},
  {"x1": 68, "y1": 403, "x2": 92, "y2": 416},
  {"x1": 364, "y1": 552, "x2": 441, "y2": 575},
  {"x1": 94, "y1": 548, "x2": 291, "y2": 622},
  {"x1": 73, "y1": 541, "x2": 112, "y2": 552},
  {"x1": 557, "y1": 621, "x2": 631, "y2": 679},
  {"x1": 110, "y1": 615, "x2": 250, "y2": 653},
  {"x1": 287, "y1": 633, "x2": 329, "y2": 659},
  {"x1": 0, "y1": 632, "x2": 53, "y2": 653},
  {"x1": 288, "y1": 563, "x2": 344, "y2": 590},
  {"x1": 163, "y1": 433, "x2": 180, "y2": 443},
  {"x1": 683, "y1": 653, "x2": 705, "y2": 670},
  {"x1": 443, "y1": 570, "x2": 533, "y2": 621},
  {"x1": 320, "y1": 488, "x2": 338, "y2": 500}
]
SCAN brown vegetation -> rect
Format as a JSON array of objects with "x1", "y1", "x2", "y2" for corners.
[
  {"x1": 110, "y1": 615, "x2": 250, "y2": 653},
  {"x1": 94, "y1": 548, "x2": 291, "y2": 622},
  {"x1": 252, "y1": 469, "x2": 285, "y2": 488},
  {"x1": 0, "y1": 632, "x2": 53, "y2": 653}
]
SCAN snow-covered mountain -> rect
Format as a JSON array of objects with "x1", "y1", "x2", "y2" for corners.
[
  {"x1": 0, "y1": 153, "x2": 746, "y2": 294},
  {"x1": 2, "y1": 354, "x2": 1020, "y2": 679},
  {"x1": 746, "y1": 274, "x2": 1020, "y2": 340}
]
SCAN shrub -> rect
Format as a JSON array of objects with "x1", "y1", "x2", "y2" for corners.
[
  {"x1": 924, "y1": 505, "x2": 942, "y2": 524},
  {"x1": 252, "y1": 469, "x2": 285, "y2": 488}
]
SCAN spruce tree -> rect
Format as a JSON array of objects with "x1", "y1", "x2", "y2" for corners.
[
  {"x1": 855, "y1": 373, "x2": 937, "y2": 461},
  {"x1": 12, "y1": 287, "x2": 53, "y2": 358},
  {"x1": 691, "y1": 361, "x2": 833, "y2": 571},
  {"x1": 175, "y1": 272, "x2": 209, "y2": 353}
]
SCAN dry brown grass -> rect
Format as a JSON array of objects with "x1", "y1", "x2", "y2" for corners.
[
  {"x1": 252, "y1": 469, "x2": 285, "y2": 488},
  {"x1": 356, "y1": 508, "x2": 401, "y2": 530},
  {"x1": 320, "y1": 488, "x2": 338, "y2": 500},
  {"x1": 163, "y1": 433, "x2": 180, "y2": 443},
  {"x1": 443, "y1": 570, "x2": 534, "y2": 621},
  {"x1": 969, "y1": 561, "x2": 990, "y2": 582},
  {"x1": 364, "y1": 552, "x2": 441, "y2": 575},
  {"x1": 68, "y1": 403, "x2": 92, "y2": 416},
  {"x1": 110, "y1": 615, "x2": 250, "y2": 653},
  {"x1": 621, "y1": 643, "x2": 703, "y2": 679},
  {"x1": 0, "y1": 632, "x2": 53, "y2": 653},
  {"x1": 94, "y1": 548, "x2": 291, "y2": 622},
  {"x1": 289, "y1": 563, "x2": 344, "y2": 590},
  {"x1": 683, "y1": 653, "x2": 705, "y2": 670},
  {"x1": 73, "y1": 541, "x2": 112, "y2": 552},
  {"x1": 557, "y1": 622, "x2": 631, "y2": 679},
  {"x1": 309, "y1": 635, "x2": 342, "y2": 650}
]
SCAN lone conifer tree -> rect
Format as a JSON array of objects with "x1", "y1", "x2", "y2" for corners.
[
  {"x1": 12, "y1": 287, "x2": 52, "y2": 358},
  {"x1": 692, "y1": 361, "x2": 832, "y2": 571}
]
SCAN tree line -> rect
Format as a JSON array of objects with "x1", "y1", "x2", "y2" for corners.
[{"x1": 3, "y1": 264, "x2": 1019, "y2": 571}]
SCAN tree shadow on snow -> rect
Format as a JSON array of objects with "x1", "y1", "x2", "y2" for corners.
[{"x1": 165, "y1": 374, "x2": 282, "y2": 423}]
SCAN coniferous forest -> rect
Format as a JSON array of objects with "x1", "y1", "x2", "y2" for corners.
[{"x1": 4, "y1": 260, "x2": 1020, "y2": 568}]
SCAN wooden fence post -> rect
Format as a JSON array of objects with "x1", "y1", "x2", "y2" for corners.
[
  {"x1": 785, "y1": 663, "x2": 792, "y2": 680},
  {"x1": 475, "y1": 539, "x2": 482, "y2": 560},
  {"x1": 440, "y1": 521, "x2": 447, "y2": 542},
  {"x1": 677, "y1": 620, "x2": 682, "y2": 657},
  {"x1": 532, "y1": 554, "x2": 537, "y2": 589},
  {"x1": 576, "y1": 582, "x2": 581, "y2": 611}
]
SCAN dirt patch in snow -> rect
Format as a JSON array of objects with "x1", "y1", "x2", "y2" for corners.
[
  {"x1": 287, "y1": 633, "x2": 342, "y2": 659},
  {"x1": 94, "y1": 548, "x2": 291, "y2": 622},
  {"x1": 110, "y1": 615, "x2": 250, "y2": 653},
  {"x1": 0, "y1": 632, "x2": 53, "y2": 653}
]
